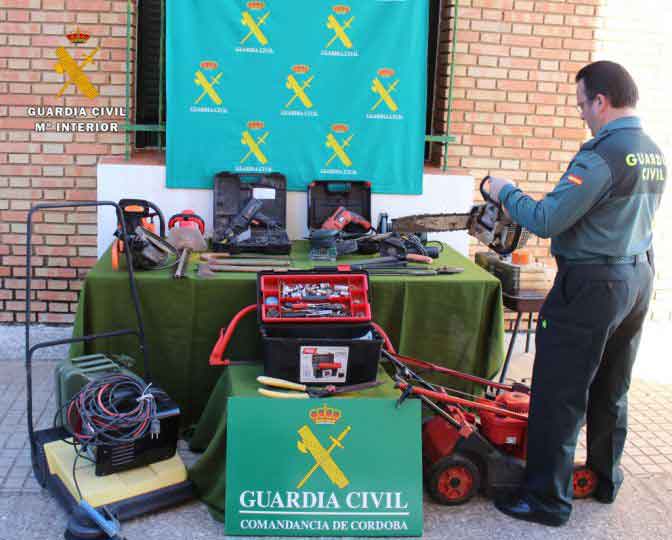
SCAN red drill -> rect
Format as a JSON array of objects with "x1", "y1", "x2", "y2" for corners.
[{"x1": 321, "y1": 206, "x2": 372, "y2": 232}]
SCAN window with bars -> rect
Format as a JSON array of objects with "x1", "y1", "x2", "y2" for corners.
[
  {"x1": 133, "y1": 0, "x2": 450, "y2": 160},
  {"x1": 135, "y1": 0, "x2": 165, "y2": 149}
]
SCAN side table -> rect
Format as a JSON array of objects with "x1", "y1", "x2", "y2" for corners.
[{"x1": 499, "y1": 290, "x2": 547, "y2": 383}]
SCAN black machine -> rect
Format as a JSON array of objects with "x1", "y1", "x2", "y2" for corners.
[
  {"x1": 26, "y1": 202, "x2": 192, "y2": 540},
  {"x1": 73, "y1": 383, "x2": 182, "y2": 478},
  {"x1": 213, "y1": 172, "x2": 291, "y2": 254},
  {"x1": 375, "y1": 330, "x2": 598, "y2": 506},
  {"x1": 219, "y1": 197, "x2": 280, "y2": 245},
  {"x1": 110, "y1": 198, "x2": 177, "y2": 271}
]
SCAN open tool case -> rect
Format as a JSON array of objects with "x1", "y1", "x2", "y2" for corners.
[
  {"x1": 257, "y1": 269, "x2": 382, "y2": 385},
  {"x1": 213, "y1": 171, "x2": 291, "y2": 254},
  {"x1": 307, "y1": 180, "x2": 372, "y2": 233}
]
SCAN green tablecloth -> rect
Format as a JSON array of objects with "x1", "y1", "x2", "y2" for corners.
[
  {"x1": 188, "y1": 364, "x2": 400, "y2": 521},
  {"x1": 72, "y1": 241, "x2": 504, "y2": 427}
]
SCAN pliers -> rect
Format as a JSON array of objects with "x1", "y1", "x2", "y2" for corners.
[{"x1": 257, "y1": 376, "x2": 382, "y2": 399}]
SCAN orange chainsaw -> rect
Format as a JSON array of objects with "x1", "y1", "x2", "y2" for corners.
[{"x1": 111, "y1": 199, "x2": 175, "y2": 271}]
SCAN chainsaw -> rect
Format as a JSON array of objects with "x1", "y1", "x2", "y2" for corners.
[
  {"x1": 111, "y1": 199, "x2": 177, "y2": 271},
  {"x1": 391, "y1": 176, "x2": 528, "y2": 256}
]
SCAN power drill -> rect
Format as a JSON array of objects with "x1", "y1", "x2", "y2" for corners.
[
  {"x1": 321, "y1": 206, "x2": 373, "y2": 232},
  {"x1": 220, "y1": 198, "x2": 278, "y2": 244}
]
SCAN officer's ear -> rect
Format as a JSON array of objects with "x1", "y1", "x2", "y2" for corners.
[{"x1": 595, "y1": 93, "x2": 609, "y2": 111}]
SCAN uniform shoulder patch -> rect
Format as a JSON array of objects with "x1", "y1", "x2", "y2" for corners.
[{"x1": 567, "y1": 174, "x2": 583, "y2": 185}]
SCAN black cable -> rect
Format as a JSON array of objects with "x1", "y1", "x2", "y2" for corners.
[
  {"x1": 151, "y1": 256, "x2": 180, "y2": 272},
  {"x1": 73, "y1": 447, "x2": 83, "y2": 500},
  {"x1": 426, "y1": 240, "x2": 444, "y2": 253},
  {"x1": 64, "y1": 374, "x2": 164, "y2": 450},
  {"x1": 53, "y1": 400, "x2": 70, "y2": 428},
  {"x1": 403, "y1": 233, "x2": 428, "y2": 256}
]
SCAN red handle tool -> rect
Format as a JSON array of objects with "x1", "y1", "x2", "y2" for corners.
[
  {"x1": 168, "y1": 210, "x2": 206, "y2": 234},
  {"x1": 321, "y1": 206, "x2": 373, "y2": 232}
]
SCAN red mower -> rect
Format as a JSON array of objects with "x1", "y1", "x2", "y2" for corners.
[{"x1": 372, "y1": 324, "x2": 598, "y2": 506}]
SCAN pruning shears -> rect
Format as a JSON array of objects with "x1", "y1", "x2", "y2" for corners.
[{"x1": 257, "y1": 376, "x2": 382, "y2": 399}]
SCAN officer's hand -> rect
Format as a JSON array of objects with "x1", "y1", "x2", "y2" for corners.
[{"x1": 487, "y1": 176, "x2": 515, "y2": 203}]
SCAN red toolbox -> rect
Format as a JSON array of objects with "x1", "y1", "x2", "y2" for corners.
[{"x1": 257, "y1": 270, "x2": 382, "y2": 385}]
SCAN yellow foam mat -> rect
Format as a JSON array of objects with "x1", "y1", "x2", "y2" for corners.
[{"x1": 44, "y1": 439, "x2": 188, "y2": 507}]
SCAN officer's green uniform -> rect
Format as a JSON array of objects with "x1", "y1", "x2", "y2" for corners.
[{"x1": 499, "y1": 116, "x2": 667, "y2": 519}]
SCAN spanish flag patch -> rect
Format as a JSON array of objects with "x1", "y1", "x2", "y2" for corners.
[{"x1": 567, "y1": 174, "x2": 583, "y2": 185}]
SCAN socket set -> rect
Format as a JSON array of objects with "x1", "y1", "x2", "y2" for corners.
[{"x1": 258, "y1": 272, "x2": 371, "y2": 323}]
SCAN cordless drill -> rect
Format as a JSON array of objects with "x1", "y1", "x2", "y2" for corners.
[
  {"x1": 220, "y1": 198, "x2": 278, "y2": 244},
  {"x1": 321, "y1": 206, "x2": 373, "y2": 232}
]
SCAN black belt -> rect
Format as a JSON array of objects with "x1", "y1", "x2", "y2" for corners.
[{"x1": 556, "y1": 253, "x2": 648, "y2": 266}]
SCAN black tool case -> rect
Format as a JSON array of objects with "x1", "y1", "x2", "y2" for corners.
[
  {"x1": 307, "y1": 180, "x2": 372, "y2": 233},
  {"x1": 257, "y1": 269, "x2": 382, "y2": 386},
  {"x1": 213, "y1": 171, "x2": 291, "y2": 254}
]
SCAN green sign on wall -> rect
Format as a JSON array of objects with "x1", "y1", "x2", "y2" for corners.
[
  {"x1": 224, "y1": 397, "x2": 423, "y2": 536},
  {"x1": 166, "y1": 0, "x2": 429, "y2": 193}
]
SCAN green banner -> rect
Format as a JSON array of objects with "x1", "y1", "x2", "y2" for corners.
[
  {"x1": 166, "y1": 1, "x2": 428, "y2": 193},
  {"x1": 224, "y1": 397, "x2": 423, "y2": 536}
]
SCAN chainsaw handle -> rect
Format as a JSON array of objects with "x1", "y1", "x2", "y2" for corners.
[
  {"x1": 492, "y1": 227, "x2": 523, "y2": 257},
  {"x1": 209, "y1": 304, "x2": 258, "y2": 366},
  {"x1": 146, "y1": 200, "x2": 166, "y2": 237},
  {"x1": 168, "y1": 210, "x2": 206, "y2": 234},
  {"x1": 119, "y1": 198, "x2": 166, "y2": 237},
  {"x1": 480, "y1": 176, "x2": 501, "y2": 207}
]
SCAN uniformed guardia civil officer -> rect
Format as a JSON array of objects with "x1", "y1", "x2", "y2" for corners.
[{"x1": 488, "y1": 61, "x2": 667, "y2": 526}]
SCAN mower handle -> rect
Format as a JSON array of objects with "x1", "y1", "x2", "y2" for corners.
[{"x1": 25, "y1": 201, "x2": 149, "y2": 469}]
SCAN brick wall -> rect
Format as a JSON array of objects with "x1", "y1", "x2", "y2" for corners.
[
  {"x1": 0, "y1": 0, "x2": 133, "y2": 323},
  {"x1": 436, "y1": 0, "x2": 672, "y2": 323},
  {"x1": 592, "y1": 0, "x2": 672, "y2": 320}
]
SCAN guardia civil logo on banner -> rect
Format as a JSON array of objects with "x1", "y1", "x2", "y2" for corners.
[
  {"x1": 224, "y1": 398, "x2": 423, "y2": 536},
  {"x1": 191, "y1": 60, "x2": 228, "y2": 114},
  {"x1": 167, "y1": 0, "x2": 428, "y2": 193}
]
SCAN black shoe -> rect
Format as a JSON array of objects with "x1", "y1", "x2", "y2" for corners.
[
  {"x1": 589, "y1": 465, "x2": 622, "y2": 504},
  {"x1": 494, "y1": 495, "x2": 568, "y2": 527},
  {"x1": 592, "y1": 489, "x2": 616, "y2": 504}
]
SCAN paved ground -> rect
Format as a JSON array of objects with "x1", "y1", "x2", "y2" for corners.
[{"x1": 0, "y1": 323, "x2": 671, "y2": 539}]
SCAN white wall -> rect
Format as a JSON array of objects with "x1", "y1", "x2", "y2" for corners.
[{"x1": 97, "y1": 162, "x2": 473, "y2": 258}]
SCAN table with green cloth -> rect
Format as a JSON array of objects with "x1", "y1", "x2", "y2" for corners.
[
  {"x1": 71, "y1": 241, "x2": 504, "y2": 427},
  {"x1": 189, "y1": 364, "x2": 400, "y2": 521}
]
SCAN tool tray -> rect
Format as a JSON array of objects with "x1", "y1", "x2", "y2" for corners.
[
  {"x1": 257, "y1": 269, "x2": 381, "y2": 385},
  {"x1": 307, "y1": 180, "x2": 372, "y2": 233},
  {"x1": 213, "y1": 171, "x2": 291, "y2": 254},
  {"x1": 258, "y1": 270, "x2": 372, "y2": 323}
]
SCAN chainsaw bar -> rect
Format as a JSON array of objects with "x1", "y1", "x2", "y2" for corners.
[{"x1": 391, "y1": 213, "x2": 471, "y2": 233}]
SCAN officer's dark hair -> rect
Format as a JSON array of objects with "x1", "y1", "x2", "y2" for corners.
[{"x1": 575, "y1": 61, "x2": 639, "y2": 108}]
